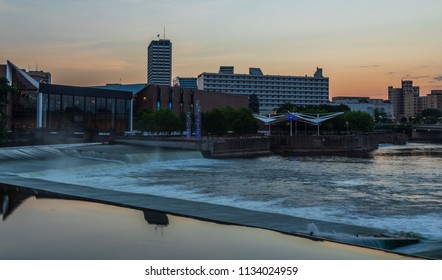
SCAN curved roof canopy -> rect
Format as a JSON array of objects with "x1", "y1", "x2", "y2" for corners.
[{"x1": 254, "y1": 112, "x2": 344, "y2": 125}]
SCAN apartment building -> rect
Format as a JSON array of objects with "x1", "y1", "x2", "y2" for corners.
[{"x1": 197, "y1": 66, "x2": 329, "y2": 115}]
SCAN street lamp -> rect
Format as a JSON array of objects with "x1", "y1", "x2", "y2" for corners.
[{"x1": 288, "y1": 114, "x2": 294, "y2": 136}]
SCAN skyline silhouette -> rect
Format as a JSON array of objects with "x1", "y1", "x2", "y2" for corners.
[{"x1": 1, "y1": 0, "x2": 441, "y2": 99}]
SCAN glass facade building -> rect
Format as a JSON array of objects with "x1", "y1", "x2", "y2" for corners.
[{"x1": 38, "y1": 84, "x2": 133, "y2": 132}]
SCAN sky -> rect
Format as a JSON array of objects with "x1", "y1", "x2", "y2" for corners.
[{"x1": 1, "y1": 0, "x2": 442, "y2": 99}]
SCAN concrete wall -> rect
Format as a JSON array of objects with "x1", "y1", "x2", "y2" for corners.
[{"x1": 271, "y1": 134, "x2": 379, "y2": 154}]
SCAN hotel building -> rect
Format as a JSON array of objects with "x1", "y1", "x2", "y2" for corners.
[
  {"x1": 197, "y1": 66, "x2": 329, "y2": 115},
  {"x1": 388, "y1": 80, "x2": 420, "y2": 120},
  {"x1": 147, "y1": 39, "x2": 172, "y2": 86}
]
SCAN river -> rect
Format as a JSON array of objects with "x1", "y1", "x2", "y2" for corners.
[{"x1": 7, "y1": 142, "x2": 442, "y2": 258}]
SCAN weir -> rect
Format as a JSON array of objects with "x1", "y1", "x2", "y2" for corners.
[{"x1": 0, "y1": 143, "x2": 204, "y2": 164}]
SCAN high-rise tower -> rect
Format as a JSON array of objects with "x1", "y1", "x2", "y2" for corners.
[{"x1": 147, "y1": 39, "x2": 172, "y2": 86}]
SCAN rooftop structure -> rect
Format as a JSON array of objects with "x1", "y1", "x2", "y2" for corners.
[
  {"x1": 172, "y1": 77, "x2": 197, "y2": 89},
  {"x1": 27, "y1": 70, "x2": 51, "y2": 84}
]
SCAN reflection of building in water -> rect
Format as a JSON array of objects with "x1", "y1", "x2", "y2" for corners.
[
  {"x1": 0, "y1": 186, "x2": 32, "y2": 221},
  {"x1": 143, "y1": 210, "x2": 169, "y2": 226},
  {"x1": 143, "y1": 210, "x2": 169, "y2": 236}
]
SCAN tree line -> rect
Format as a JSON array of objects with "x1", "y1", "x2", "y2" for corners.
[{"x1": 136, "y1": 107, "x2": 259, "y2": 136}]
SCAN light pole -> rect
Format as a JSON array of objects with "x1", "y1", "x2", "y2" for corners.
[{"x1": 288, "y1": 114, "x2": 294, "y2": 136}]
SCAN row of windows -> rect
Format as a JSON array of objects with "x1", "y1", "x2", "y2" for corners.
[
  {"x1": 149, "y1": 46, "x2": 171, "y2": 50},
  {"x1": 148, "y1": 57, "x2": 172, "y2": 62},
  {"x1": 148, "y1": 68, "x2": 171, "y2": 72},
  {"x1": 203, "y1": 78, "x2": 327, "y2": 85},
  {"x1": 211, "y1": 89, "x2": 328, "y2": 98},
  {"x1": 148, "y1": 46, "x2": 172, "y2": 53},
  {"x1": 148, "y1": 59, "x2": 171, "y2": 64},
  {"x1": 204, "y1": 83, "x2": 328, "y2": 87},
  {"x1": 202, "y1": 74, "x2": 327, "y2": 82},
  {"x1": 258, "y1": 96, "x2": 328, "y2": 101},
  {"x1": 148, "y1": 49, "x2": 171, "y2": 53},
  {"x1": 204, "y1": 87, "x2": 328, "y2": 94},
  {"x1": 260, "y1": 100, "x2": 328, "y2": 108}
]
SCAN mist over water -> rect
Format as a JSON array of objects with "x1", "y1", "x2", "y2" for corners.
[{"x1": 18, "y1": 143, "x2": 442, "y2": 244}]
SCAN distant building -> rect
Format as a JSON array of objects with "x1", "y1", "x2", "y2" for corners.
[
  {"x1": 97, "y1": 83, "x2": 248, "y2": 118},
  {"x1": 38, "y1": 83, "x2": 133, "y2": 132},
  {"x1": 418, "y1": 90, "x2": 442, "y2": 112},
  {"x1": 1, "y1": 60, "x2": 132, "y2": 133},
  {"x1": 331, "y1": 96, "x2": 393, "y2": 118},
  {"x1": 135, "y1": 85, "x2": 248, "y2": 119},
  {"x1": 27, "y1": 70, "x2": 51, "y2": 84},
  {"x1": 172, "y1": 77, "x2": 197, "y2": 89},
  {"x1": 1, "y1": 60, "x2": 41, "y2": 131},
  {"x1": 388, "y1": 80, "x2": 419, "y2": 119},
  {"x1": 147, "y1": 39, "x2": 172, "y2": 86},
  {"x1": 197, "y1": 66, "x2": 329, "y2": 115}
]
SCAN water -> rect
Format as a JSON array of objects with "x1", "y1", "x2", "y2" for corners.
[
  {"x1": 0, "y1": 187, "x2": 411, "y2": 260},
  {"x1": 16, "y1": 143, "x2": 442, "y2": 257}
]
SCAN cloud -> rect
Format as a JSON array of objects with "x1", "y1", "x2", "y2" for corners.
[
  {"x1": 434, "y1": 76, "x2": 442, "y2": 81},
  {"x1": 360, "y1": 65, "x2": 379, "y2": 68},
  {"x1": 403, "y1": 74, "x2": 429, "y2": 80}
]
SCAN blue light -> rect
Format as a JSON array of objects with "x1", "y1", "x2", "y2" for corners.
[{"x1": 288, "y1": 114, "x2": 294, "y2": 120}]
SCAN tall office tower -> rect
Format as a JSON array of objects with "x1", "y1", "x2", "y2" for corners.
[{"x1": 147, "y1": 39, "x2": 172, "y2": 86}]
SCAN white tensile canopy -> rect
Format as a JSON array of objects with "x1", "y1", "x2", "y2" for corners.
[{"x1": 254, "y1": 112, "x2": 344, "y2": 135}]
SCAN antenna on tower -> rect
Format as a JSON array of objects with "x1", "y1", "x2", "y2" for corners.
[{"x1": 163, "y1": 26, "x2": 166, "y2": 40}]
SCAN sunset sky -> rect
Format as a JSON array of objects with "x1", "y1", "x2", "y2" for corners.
[{"x1": 1, "y1": 0, "x2": 441, "y2": 99}]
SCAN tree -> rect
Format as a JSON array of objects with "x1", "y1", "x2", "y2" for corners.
[
  {"x1": 374, "y1": 108, "x2": 388, "y2": 123},
  {"x1": 136, "y1": 109, "x2": 182, "y2": 135},
  {"x1": 418, "y1": 108, "x2": 442, "y2": 124},
  {"x1": 337, "y1": 111, "x2": 375, "y2": 133},
  {"x1": 277, "y1": 102, "x2": 297, "y2": 114},
  {"x1": 203, "y1": 108, "x2": 229, "y2": 136},
  {"x1": 201, "y1": 107, "x2": 259, "y2": 136},
  {"x1": 231, "y1": 108, "x2": 259, "y2": 135},
  {"x1": 248, "y1": 93, "x2": 260, "y2": 114},
  {"x1": 0, "y1": 77, "x2": 15, "y2": 145}
]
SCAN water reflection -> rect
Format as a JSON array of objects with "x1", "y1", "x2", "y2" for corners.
[
  {"x1": 1, "y1": 186, "x2": 33, "y2": 221},
  {"x1": 0, "y1": 185, "x2": 170, "y2": 228},
  {"x1": 0, "y1": 184, "x2": 415, "y2": 260}
]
